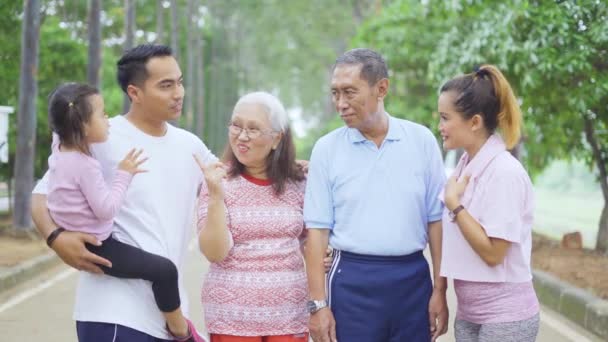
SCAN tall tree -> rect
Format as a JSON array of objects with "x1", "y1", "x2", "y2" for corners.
[
  {"x1": 357, "y1": 0, "x2": 608, "y2": 252},
  {"x1": 195, "y1": 2, "x2": 205, "y2": 138},
  {"x1": 87, "y1": 0, "x2": 102, "y2": 89},
  {"x1": 122, "y1": 0, "x2": 136, "y2": 114},
  {"x1": 13, "y1": 0, "x2": 42, "y2": 231},
  {"x1": 184, "y1": 0, "x2": 195, "y2": 131},
  {"x1": 200, "y1": 0, "x2": 377, "y2": 154},
  {"x1": 170, "y1": 0, "x2": 179, "y2": 62},
  {"x1": 0, "y1": 1, "x2": 24, "y2": 206},
  {"x1": 156, "y1": 0, "x2": 165, "y2": 44}
]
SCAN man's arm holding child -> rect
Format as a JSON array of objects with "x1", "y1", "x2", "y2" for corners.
[{"x1": 31, "y1": 180, "x2": 111, "y2": 274}]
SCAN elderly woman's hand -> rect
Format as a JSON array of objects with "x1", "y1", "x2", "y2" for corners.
[
  {"x1": 194, "y1": 155, "x2": 227, "y2": 198},
  {"x1": 295, "y1": 159, "x2": 309, "y2": 173}
]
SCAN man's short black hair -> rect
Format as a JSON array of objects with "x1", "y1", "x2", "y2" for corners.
[
  {"x1": 334, "y1": 48, "x2": 388, "y2": 86},
  {"x1": 116, "y1": 44, "x2": 173, "y2": 95}
]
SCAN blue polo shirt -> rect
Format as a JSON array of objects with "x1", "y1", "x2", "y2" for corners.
[{"x1": 304, "y1": 115, "x2": 446, "y2": 256}]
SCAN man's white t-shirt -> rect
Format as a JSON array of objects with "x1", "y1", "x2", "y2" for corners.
[{"x1": 33, "y1": 115, "x2": 217, "y2": 339}]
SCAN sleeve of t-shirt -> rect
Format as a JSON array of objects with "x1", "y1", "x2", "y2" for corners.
[
  {"x1": 424, "y1": 131, "x2": 446, "y2": 223},
  {"x1": 32, "y1": 171, "x2": 50, "y2": 195},
  {"x1": 196, "y1": 179, "x2": 234, "y2": 247},
  {"x1": 32, "y1": 135, "x2": 58, "y2": 196},
  {"x1": 78, "y1": 160, "x2": 133, "y2": 221},
  {"x1": 477, "y1": 170, "x2": 525, "y2": 243},
  {"x1": 195, "y1": 137, "x2": 218, "y2": 165},
  {"x1": 192, "y1": 136, "x2": 219, "y2": 187},
  {"x1": 303, "y1": 140, "x2": 334, "y2": 230}
]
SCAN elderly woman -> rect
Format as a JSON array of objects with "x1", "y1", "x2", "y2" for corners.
[{"x1": 195, "y1": 92, "x2": 308, "y2": 342}]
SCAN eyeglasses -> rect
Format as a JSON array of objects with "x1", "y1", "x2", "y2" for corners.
[{"x1": 227, "y1": 124, "x2": 277, "y2": 139}]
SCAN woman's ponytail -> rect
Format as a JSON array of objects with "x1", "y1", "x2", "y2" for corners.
[{"x1": 481, "y1": 65, "x2": 522, "y2": 149}]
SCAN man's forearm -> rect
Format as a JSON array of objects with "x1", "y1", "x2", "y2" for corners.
[
  {"x1": 428, "y1": 220, "x2": 447, "y2": 290},
  {"x1": 31, "y1": 194, "x2": 58, "y2": 239},
  {"x1": 305, "y1": 229, "x2": 330, "y2": 300}
]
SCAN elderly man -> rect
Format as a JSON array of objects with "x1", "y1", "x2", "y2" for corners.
[{"x1": 304, "y1": 48, "x2": 448, "y2": 342}]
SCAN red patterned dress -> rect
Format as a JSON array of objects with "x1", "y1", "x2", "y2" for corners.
[{"x1": 197, "y1": 174, "x2": 308, "y2": 336}]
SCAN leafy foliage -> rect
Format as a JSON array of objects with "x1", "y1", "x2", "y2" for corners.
[{"x1": 355, "y1": 0, "x2": 608, "y2": 250}]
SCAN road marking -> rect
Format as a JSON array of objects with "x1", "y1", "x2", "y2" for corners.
[
  {"x1": 0, "y1": 268, "x2": 75, "y2": 314},
  {"x1": 540, "y1": 307, "x2": 595, "y2": 342},
  {"x1": 0, "y1": 238, "x2": 199, "y2": 314},
  {"x1": 1, "y1": 248, "x2": 596, "y2": 342}
]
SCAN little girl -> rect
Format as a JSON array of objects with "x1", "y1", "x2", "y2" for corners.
[{"x1": 46, "y1": 82, "x2": 206, "y2": 342}]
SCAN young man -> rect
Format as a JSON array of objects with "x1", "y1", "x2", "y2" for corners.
[
  {"x1": 304, "y1": 48, "x2": 449, "y2": 342},
  {"x1": 31, "y1": 44, "x2": 215, "y2": 341}
]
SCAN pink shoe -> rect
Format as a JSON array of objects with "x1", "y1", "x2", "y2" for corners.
[{"x1": 168, "y1": 319, "x2": 207, "y2": 342}]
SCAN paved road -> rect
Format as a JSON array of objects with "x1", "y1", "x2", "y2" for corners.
[{"x1": 0, "y1": 244, "x2": 602, "y2": 341}]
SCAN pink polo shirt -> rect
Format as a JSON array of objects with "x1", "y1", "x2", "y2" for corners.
[{"x1": 439, "y1": 134, "x2": 539, "y2": 323}]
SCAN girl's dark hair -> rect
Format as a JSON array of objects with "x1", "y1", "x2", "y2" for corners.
[
  {"x1": 48, "y1": 83, "x2": 99, "y2": 155},
  {"x1": 440, "y1": 65, "x2": 522, "y2": 149},
  {"x1": 222, "y1": 125, "x2": 304, "y2": 196}
]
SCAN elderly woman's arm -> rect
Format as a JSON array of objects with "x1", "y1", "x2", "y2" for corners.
[
  {"x1": 198, "y1": 194, "x2": 232, "y2": 263},
  {"x1": 195, "y1": 158, "x2": 232, "y2": 263}
]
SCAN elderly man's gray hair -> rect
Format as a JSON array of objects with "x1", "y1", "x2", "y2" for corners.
[{"x1": 335, "y1": 48, "x2": 388, "y2": 86}]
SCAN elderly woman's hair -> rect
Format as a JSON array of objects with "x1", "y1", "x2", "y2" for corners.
[
  {"x1": 234, "y1": 91, "x2": 289, "y2": 132},
  {"x1": 223, "y1": 91, "x2": 304, "y2": 195}
]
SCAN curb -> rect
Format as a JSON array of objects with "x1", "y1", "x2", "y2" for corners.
[
  {"x1": 533, "y1": 269, "x2": 608, "y2": 340},
  {"x1": 0, "y1": 252, "x2": 61, "y2": 293}
]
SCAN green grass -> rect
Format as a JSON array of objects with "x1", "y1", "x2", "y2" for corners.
[{"x1": 533, "y1": 187, "x2": 603, "y2": 248}]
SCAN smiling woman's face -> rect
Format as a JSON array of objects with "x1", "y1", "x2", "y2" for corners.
[
  {"x1": 438, "y1": 91, "x2": 473, "y2": 151},
  {"x1": 228, "y1": 102, "x2": 281, "y2": 172}
]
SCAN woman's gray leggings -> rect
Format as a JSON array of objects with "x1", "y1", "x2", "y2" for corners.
[{"x1": 455, "y1": 313, "x2": 540, "y2": 342}]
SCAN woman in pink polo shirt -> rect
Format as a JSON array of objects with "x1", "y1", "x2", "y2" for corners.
[{"x1": 437, "y1": 65, "x2": 540, "y2": 341}]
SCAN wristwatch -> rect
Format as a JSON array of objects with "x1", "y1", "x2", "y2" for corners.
[
  {"x1": 448, "y1": 204, "x2": 465, "y2": 222},
  {"x1": 307, "y1": 299, "x2": 328, "y2": 314}
]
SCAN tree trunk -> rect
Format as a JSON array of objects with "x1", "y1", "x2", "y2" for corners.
[
  {"x1": 156, "y1": 0, "x2": 165, "y2": 44},
  {"x1": 583, "y1": 114, "x2": 608, "y2": 253},
  {"x1": 321, "y1": 66, "x2": 335, "y2": 121},
  {"x1": 122, "y1": 0, "x2": 135, "y2": 114},
  {"x1": 195, "y1": 15, "x2": 205, "y2": 138},
  {"x1": 13, "y1": 0, "x2": 41, "y2": 231},
  {"x1": 170, "y1": 0, "x2": 179, "y2": 62},
  {"x1": 598, "y1": 205, "x2": 608, "y2": 254},
  {"x1": 8, "y1": 177, "x2": 13, "y2": 213},
  {"x1": 87, "y1": 0, "x2": 102, "y2": 89},
  {"x1": 185, "y1": 0, "x2": 195, "y2": 131}
]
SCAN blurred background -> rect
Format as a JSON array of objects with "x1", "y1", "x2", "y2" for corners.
[
  {"x1": 0, "y1": 0, "x2": 608, "y2": 342},
  {"x1": 2, "y1": 0, "x2": 605, "y2": 251},
  {"x1": 0, "y1": 0, "x2": 606, "y2": 340}
]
